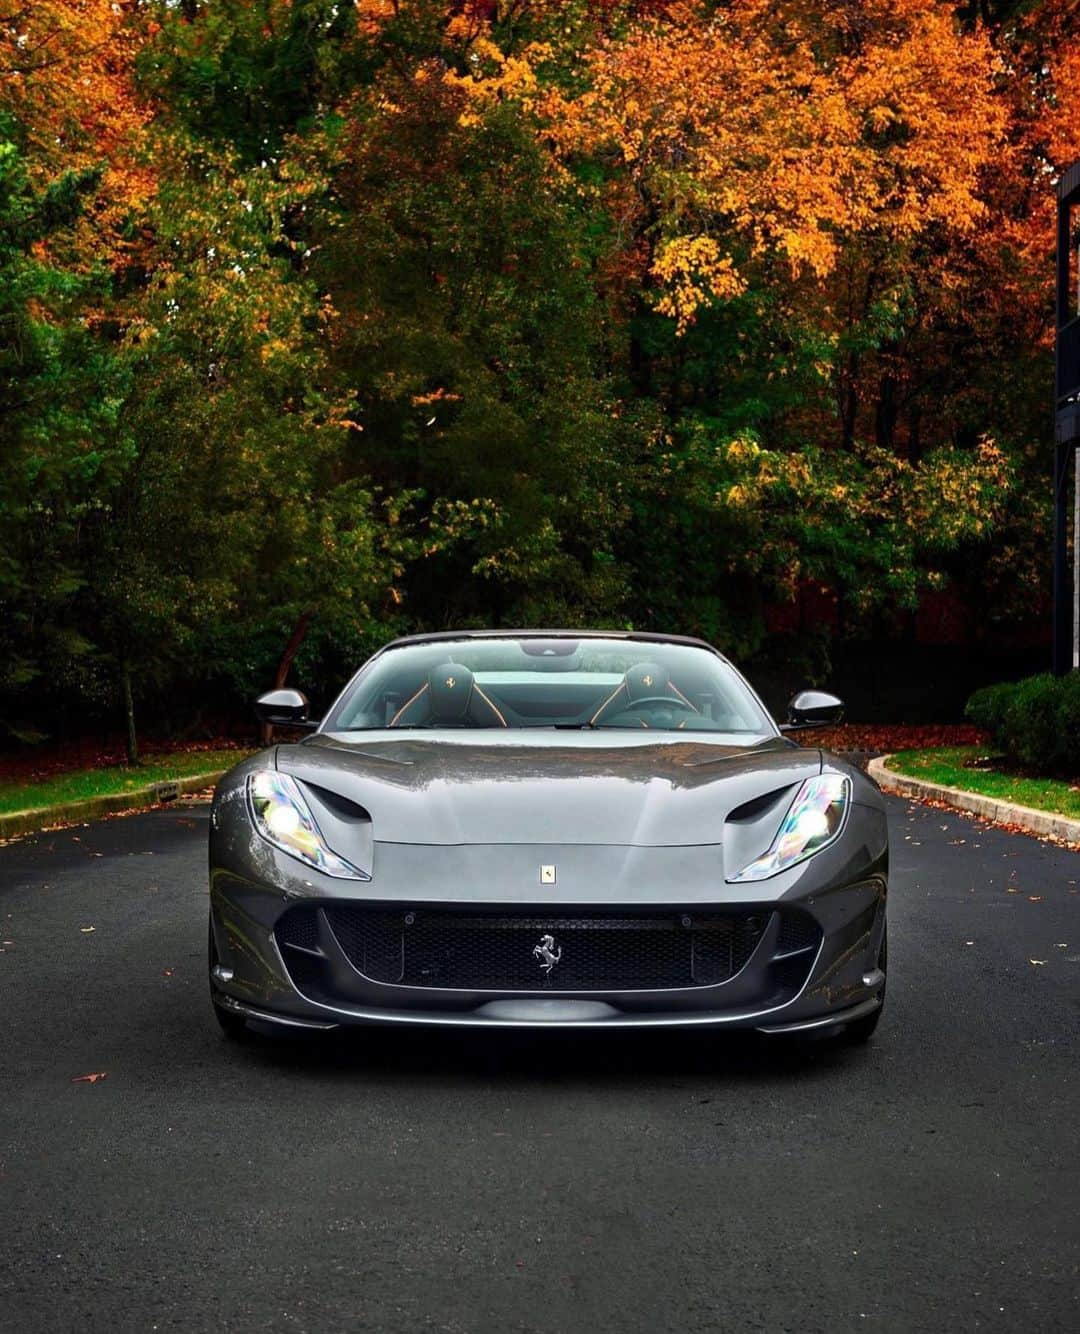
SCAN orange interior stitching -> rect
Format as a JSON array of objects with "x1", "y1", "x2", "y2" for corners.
[
  {"x1": 473, "y1": 684, "x2": 508, "y2": 727},
  {"x1": 667, "y1": 680, "x2": 694, "y2": 707},
  {"x1": 590, "y1": 680, "x2": 627, "y2": 725},
  {"x1": 389, "y1": 681, "x2": 429, "y2": 727}
]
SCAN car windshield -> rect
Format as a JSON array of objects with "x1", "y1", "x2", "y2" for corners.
[{"x1": 324, "y1": 637, "x2": 773, "y2": 734}]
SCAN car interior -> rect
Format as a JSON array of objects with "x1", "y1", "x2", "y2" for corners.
[{"x1": 329, "y1": 639, "x2": 769, "y2": 733}]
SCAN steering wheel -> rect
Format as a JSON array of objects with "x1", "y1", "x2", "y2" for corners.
[{"x1": 605, "y1": 695, "x2": 698, "y2": 726}]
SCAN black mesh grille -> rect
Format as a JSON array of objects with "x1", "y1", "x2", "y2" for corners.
[
  {"x1": 309, "y1": 906, "x2": 770, "y2": 991},
  {"x1": 775, "y1": 910, "x2": 821, "y2": 956},
  {"x1": 277, "y1": 907, "x2": 319, "y2": 952}
]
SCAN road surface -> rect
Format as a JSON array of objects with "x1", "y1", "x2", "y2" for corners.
[{"x1": 1, "y1": 796, "x2": 1078, "y2": 1332}]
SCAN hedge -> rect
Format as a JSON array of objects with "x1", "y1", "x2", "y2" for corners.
[{"x1": 965, "y1": 674, "x2": 1080, "y2": 775}]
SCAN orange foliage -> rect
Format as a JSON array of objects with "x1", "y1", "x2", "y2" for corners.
[
  {"x1": 542, "y1": 0, "x2": 1007, "y2": 326},
  {"x1": 0, "y1": 0, "x2": 154, "y2": 256}
]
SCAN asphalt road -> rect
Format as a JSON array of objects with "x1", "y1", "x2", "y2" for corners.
[{"x1": 1, "y1": 796, "x2": 1078, "y2": 1334}]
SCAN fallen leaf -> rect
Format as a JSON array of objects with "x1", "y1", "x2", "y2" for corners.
[
  {"x1": 161, "y1": 968, "x2": 174, "y2": 977},
  {"x1": 1028, "y1": 896, "x2": 1043, "y2": 903},
  {"x1": 1029, "y1": 958, "x2": 1047, "y2": 966},
  {"x1": 79, "y1": 926, "x2": 95, "y2": 933},
  {"x1": 71, "y1": 1072, "x2": 107, "y2": 1084}
]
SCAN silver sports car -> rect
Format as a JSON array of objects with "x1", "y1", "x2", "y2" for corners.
[{"x1": 208, "y1": 631, "x2": 888, "y2": 1043}]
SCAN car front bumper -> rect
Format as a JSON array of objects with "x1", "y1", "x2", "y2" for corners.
[{"x1": 209, "y1": 856, "x2": 887, "y2": 1037}]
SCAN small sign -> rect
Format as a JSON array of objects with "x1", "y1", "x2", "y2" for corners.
[{"x1": 540, "y1": 864, "x2": 556, "y2": 884}]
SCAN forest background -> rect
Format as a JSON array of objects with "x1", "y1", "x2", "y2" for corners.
[{"x1": 2, "y1": 0, "x2": 1078, "y2": 748}]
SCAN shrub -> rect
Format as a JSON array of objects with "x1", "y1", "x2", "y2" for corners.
[
  {"x1": 965, "y1": 674, "x2": 1080, "y2": 776},
  {"x1": 965, "y1": 681, "x2": 1016, "y2": 738}
]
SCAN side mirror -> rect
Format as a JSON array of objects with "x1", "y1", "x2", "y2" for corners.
[
  {"x1": 782, "y1": 689, "x2": 844, "y2": 730},
  {"x1": 254, "y1": 688, "x2": 316, "y2": 731}
]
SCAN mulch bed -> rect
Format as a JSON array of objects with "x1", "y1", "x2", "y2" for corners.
[{"x1": 793, "y1": 724, "x2": 985, "y2": 754}]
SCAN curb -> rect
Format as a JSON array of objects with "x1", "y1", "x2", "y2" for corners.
[
  {"x1": 868, "y1": 756, "x2": 1080, "y2": 846},
  {"x1": 0, "y1": 769, "x2": 227, "y2": 841}
]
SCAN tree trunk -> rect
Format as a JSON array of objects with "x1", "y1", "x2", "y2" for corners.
[
  {"x1": 274, "y1": 610, "x2": 314, "y2": 690},
  {"x1": 259, "y1": 610, "x2": 315, "y2": 746},
  {"x1": 840, "y1": 365, "x2": 858, "y2": 451},
  {"x1": 875, "y1": 372, "x2": 897, "y2": 452},
  {"x1": 907, "y1": 403, "x2": 922, "y2": 463},
  {"x1": 121, "y1": 662, "x2": 138, "y2": 766}
]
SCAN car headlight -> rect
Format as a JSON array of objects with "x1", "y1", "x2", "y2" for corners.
[
  {"x1": 728, "y1": 773, "x2": 850, "y2": 882},
  {"x1": 247, "y1": 771, "x2": 368, "y2": 880}
]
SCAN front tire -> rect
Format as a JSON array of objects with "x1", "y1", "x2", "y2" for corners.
[
  {"x1": 208, "y1": 913, "x2": 250, "y2": 1042},
  {"x1": 212, "y1": 998, "x2": 251, "y2": 1041},
  {"x1": 839, "y1": 922, "x2": 887, "y2": 1045}
]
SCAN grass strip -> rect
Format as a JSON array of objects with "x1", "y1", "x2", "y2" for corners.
[
  {"x1": 886, "y1": 746, "x2": 1080, "y2": 821},
  {"x1": 0, "y1": 749, "x2": 251, "y2": 816}
]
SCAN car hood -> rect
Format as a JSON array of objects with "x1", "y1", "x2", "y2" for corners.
[{"x1": 276, "y1": 731, "x2": 821, "y2": 848}]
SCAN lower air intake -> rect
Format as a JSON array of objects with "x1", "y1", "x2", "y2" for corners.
[{"x1": 277, "y1": 905, "x2": 800, "y2": 992}]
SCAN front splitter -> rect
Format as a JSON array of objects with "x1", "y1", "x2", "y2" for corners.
[{"x1": 212, "y1": 990, "x2": 881, "y2": 1033}]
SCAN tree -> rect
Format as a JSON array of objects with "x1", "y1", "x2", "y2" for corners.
[
  {"x1": 0, "y1": 115, "x2": 119, "y2": 723},
  {"x1": 304, "y1": 63, "x2": 635, "y2": 628}
]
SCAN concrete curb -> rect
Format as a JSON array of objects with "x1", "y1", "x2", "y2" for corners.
[
  {"x1": 868, "y1": 755, "x2": 1080, "y2": 846},
  {"x1": 0, "y1": 769, "x2": 227, "y2": 841}
]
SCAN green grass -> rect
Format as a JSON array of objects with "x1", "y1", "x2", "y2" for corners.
[
  {"x1": 0, "y1": 749, "x2": 251, "y2": 816},
  {"x1": 886, "y1": 746, "x2": 1080, "y2": 820}
]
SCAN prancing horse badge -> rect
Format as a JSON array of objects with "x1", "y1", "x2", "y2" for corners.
[{"x1": 540, "y1": 864, "x2": 557, "y2": 884}]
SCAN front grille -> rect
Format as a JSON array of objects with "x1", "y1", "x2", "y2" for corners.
[{"x1": 278, "y1": 905, "x2": 775, "y2": 992}]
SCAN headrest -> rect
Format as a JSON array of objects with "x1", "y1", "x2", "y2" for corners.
[
  {"x1": 427, "y1": 664, "x2": 474, "y2": 721},
  {"x1": 624, "y1": 661, "x2": 670, "y2": 701}
]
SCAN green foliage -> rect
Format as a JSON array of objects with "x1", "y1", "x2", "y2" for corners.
[
  {"x1": 306, "y1": 87, "x2": 634, "y2": 630},
  {"x1": 140, "y1": 0, "x2": 360, "y2": 162},
  {"x1": 624, "y1": 422, "x2": 1016, "y2": 654},
  {"x1": 965, "y1": 675, "x2": 1080, "y2": 775},
  {"x1": 0, "y1": 117, "x2": 118, "y2": 699}
]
